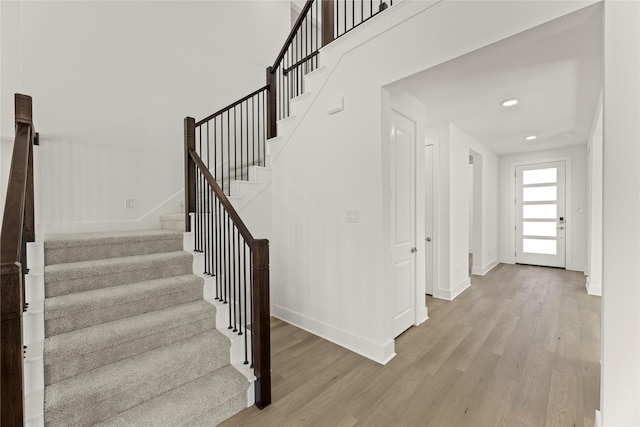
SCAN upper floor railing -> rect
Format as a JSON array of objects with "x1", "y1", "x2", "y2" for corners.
[{"x1": 1, "y1": 93, "x2": 39, "y2": 426}]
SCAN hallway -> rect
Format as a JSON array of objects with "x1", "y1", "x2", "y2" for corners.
[{"x1": 222, "y1": 264, "x2": 600, "y2": 426}]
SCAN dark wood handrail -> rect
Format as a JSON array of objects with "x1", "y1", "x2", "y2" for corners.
[
  {"x1": 186, "y1": 144, "x2": 271, "y2": 409},
  {"x1": 283, "y1": 51, "x2": 320, "y2": 76},
  {"x1": 1, "y1": 93, "x2": 37, "y2": 427},
  {"x1": 271, "y1": 0, "x2": 316, "y2": 71},
  {"x1": 1, "y1": 125, "x2": 31, "y2": 264},
  {"x1": 188, "y1": 149, "x2": 256, "y2": 245},
  {"x1": 195, "y1": 85, "x2": 269, "y2": 128}
]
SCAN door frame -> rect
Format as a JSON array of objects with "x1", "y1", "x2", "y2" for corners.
[{"x1": 509, "y1": 156, "x2": 573, "y2": 267}]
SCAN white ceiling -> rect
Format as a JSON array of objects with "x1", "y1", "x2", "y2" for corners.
[{"x1": 389, "y1": 3, "x2": 603, "y2": 155}]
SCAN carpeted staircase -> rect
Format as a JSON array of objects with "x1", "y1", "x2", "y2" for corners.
[{"x1": 42, "y1": 230, "x2": 249, "y2": 426}]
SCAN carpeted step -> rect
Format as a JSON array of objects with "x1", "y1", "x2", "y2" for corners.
[
  {"x1": 94, "y1": 365, "x2": 248, "y2": 427},
  {"x1": 44, "y1": 230, "x2": 184, "y2": 266},
  {"x1": 44, "y1": 300, "x2": 216, "y2": 385},
  {"x1": 44, "y1": 330, "x2": 231, "y2": 426},
  {"x1": 45, "y1": 274, "x2": 204, "y2": 336},
  {"x1": 44, "y1": 251, "x2": 193, "y2": 298}
]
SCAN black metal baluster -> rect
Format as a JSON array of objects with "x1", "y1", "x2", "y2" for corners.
[
  {"x1": 231, "y1": 220, "x2": 237, "y2": 332},
  {"x1": 249, "y1": 248, "x2": 254, "y2": 368},
  {"x1": 233, "y1": 226, "x2": 242, "y2": 335},
  {"x1": 216, "y1": 199, "x2": 222, "y2": 300},
  {"x1": 228, "y1": 110, "x2": 231, "y2": 197},
  {"x1": 242, "y1": 240, "x2": 248, "y2": 365},
  {"x1": 244, "y1": 100, "x2": 248, "y2": 169}
]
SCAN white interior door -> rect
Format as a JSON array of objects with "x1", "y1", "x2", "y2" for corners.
[
  {"x1": 424, "y1": 144, "x2": 434, "y2": 295},
  {"x1": 515, "y1": 161, "x2": 566, "y2": 268},
  {"x1": 391, "y1": 111, "x2": 416, "y2": 338}
]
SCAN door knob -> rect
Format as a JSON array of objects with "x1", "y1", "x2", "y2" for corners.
[
  {"x1": 557, "y1": 227, "x2": 564, "y2": 230},
  {"x1": 411, "y1": 247, "x2": 418, "y2": 253},
  {"x1": 426, "y1": 237, "x2": 432, "y2": 242}
]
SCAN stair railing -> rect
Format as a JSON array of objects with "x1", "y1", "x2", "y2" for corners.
[
  {"x1": 268, "y1": 0, "x2": 395, "y2": 134},
  {"x1": 184, "y1": 118, "x2": 271, "y2": 408},
  {"x1": 1, "y1": 94, "x2": 39, "y2": 426},
  {"x1": 184, "y1": 0, "x2": 398, "y2": 411}
]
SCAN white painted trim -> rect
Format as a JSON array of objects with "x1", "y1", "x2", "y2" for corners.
[
  {"x1": 509, "y1": 156, "x2": 573, "y2": 269},
  {"x1": 415, "y1": 307, "x2": 429, "y2": 326},
  {"x1": 23, "y1": 241, "x2": 45, "y2": 426},
  {"x1": 471, "y1": 258, "x2": 499, "y2": 276},
  {"x1": 499, "y1": 256, "x2": 515, "y2": 265},
  {"x1": 586, "y1": 276, "x2": 603, "y2": 296},
  {"x1": 594, "y1": 410, "x2": 602, "y2": 427},
  {"x1": 434, "y1": 277, "x2": 471, "y2": 301},
  {"x1": 272, "y1": 304, "x2": 396, "y2": 365},
  {"x1": 566, "y1": 263, "x2": 586, "y2": 273}
]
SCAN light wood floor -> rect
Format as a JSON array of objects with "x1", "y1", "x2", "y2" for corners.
[{"x1": 221, "y1": 263, "x2": 601, "y2": 427}]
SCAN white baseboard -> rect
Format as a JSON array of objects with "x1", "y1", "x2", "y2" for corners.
[
  {"x1": 499, "y1": 256, "x2": 515, "y2": 264},
  {"x1": 433, "y1": 277, "x2": 471, "y2": 301},
  {"x1": 471, "y1": 258, "x2": 499, "y2": 276},
  {"x1": 566, "y1": 263, "x2": 586, "y2": 273},
  {"x1": 594, "y1": 410, "x2": 602, "y2": 427},
  {"x1": 415, "y1": 307, "x2": 428, "y2": 326},
  {"x1": 272, "y1": 304, "x2": 396, "y2": 365},
  {"x1": 585, "y1": 276, "x2": 603, "y2": 296}
]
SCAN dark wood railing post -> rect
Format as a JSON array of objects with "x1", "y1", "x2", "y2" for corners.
[
  {"x1": 266, "y1": 67, "x2": 277, "y2": 139},
  {"x1": 184, "y1": 117, "x2": 196, "y2": 232},
  {"x1": 1, "y1": 93, "x2": 34, "y2": 427},
  {"x1": 1, "y1": 263, "x2": 24, "y2": 427},
  {"x1": 322, "y1": 0, "x2": 335, "y2": 46},
  {"x1": 252, "y1": 239, "x2": 271, "y2": 409}
]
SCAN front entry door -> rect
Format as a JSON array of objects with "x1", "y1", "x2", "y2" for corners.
[
  {"x1": 390, "y1": 111, "x2": 416, "y2": 338},
  {"x1": 515, "y1": 161, "x2": 566, "y2": 268}
]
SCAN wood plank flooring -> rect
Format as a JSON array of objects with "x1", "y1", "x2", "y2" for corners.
[{"x1": 221, "y1": 263, "x2": 601, "y2": 426}]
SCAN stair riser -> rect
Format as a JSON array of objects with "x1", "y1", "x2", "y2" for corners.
[
  {"x1": 45, "y1": 333, "x2": 230, "y2": 426},
  {"x1": 45, "y1": 257, "x2": 193, "y2": 298},
  {"x1": 93, "y1": 367, "x2": 248, "y2": 427},
  {"x1": 45, "y1": 238, "x2": 183, "y2": 266},
  {"x1": 45, "y1": 316, "x2": 215, "y2": 385},
  {"x1": 45, "y1": 282, "x2": 203, "y2": 336},
  {"x1": 186, "y1": 392, "x2": 247, "y2": 426}
]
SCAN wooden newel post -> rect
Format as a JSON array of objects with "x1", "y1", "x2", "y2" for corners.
[
  {"x1": 252, "y1": 239, "x2": 271, "y2": 409},
  {"x1": 322, "y1": 0, "x2": 335, "y2": 47},
  {"x1": 184, "y1": 117, "x2": 196, "y2": 232},
  {"x1": 266, "y1": 67, "x2": 277, "y2": 140}
]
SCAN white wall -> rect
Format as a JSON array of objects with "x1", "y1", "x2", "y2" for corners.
[
  {"x1": 269, "y1": 0, "x2": 595, "y2": 363},
  {"x1": 601, "y1": 1, "x2": 640, "y2": 425},
  {"x1": 424, "y1": 123, "x2": 499, "y2": 300},
  {"x1": 0, "y1": 1, "x2": 289, "y2": 236},
  {"x1": 498, "y1": 145, "x2": 588, "y2": 271},
  {"x1": 586, "y1": 101, "x2": 603, "y2": 296},
  {"x1": 0, "y1": 0, "x2": 22, "y2": 213}
]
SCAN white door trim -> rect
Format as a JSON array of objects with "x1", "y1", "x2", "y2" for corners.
[{"x1": 509, "y1": 156, "x2": 573, "y2": 267}]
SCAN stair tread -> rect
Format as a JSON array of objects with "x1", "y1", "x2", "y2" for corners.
[
  {"x1": 44, "y1": 330, "x2": 231, "y2": 425},
  {"x1": 45, "y1": 274, "x2": 203, "y2": 321},
  {"x1": 45, "y1": 229, "x2": 182, "y2": 249},
  {"x1": 94, "y1": 365, "x2": 247, "y2": 427},
  {"x1": 44, "y1": 251, "x2": 192, "y2": 283},
  {"x1": 45, "y1": 300, "x2": 215, "y2": 363}
]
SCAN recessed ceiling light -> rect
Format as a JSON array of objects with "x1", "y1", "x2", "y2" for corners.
[
  {"x1": 525, "y1": 135, "x2": 537, "y2": 141},
  {"x1": 501, "y1": 99, "x2": 519, "y2": 107}
]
